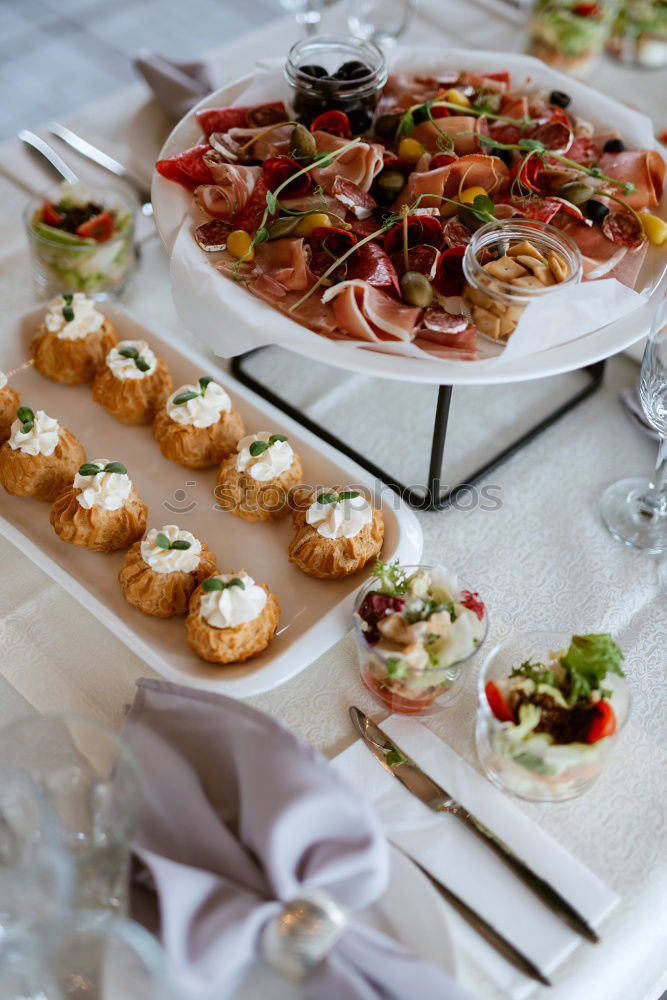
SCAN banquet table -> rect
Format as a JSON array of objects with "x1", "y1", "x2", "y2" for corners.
[{"x1": 0, "y1": 2, "x2": 666, "y2": 999}]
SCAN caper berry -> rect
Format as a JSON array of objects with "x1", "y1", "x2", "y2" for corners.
[
  {"x1": 374, "y1": 113, "x2": 401, "y2": 139},
  {"x1": 584, "y1": 199, "x2": 610, "y2": 222},
  {"x1": 557, "y1": 181, "x2": 594, "y2": 206},
  {"x1": 266, "y1": 217, "x2": 300, "y2": 240},
  {"x1": 400, "y1": 270, "x2": 433, "y2": 308},
  {"x1": 290, "y1": 123, "x2": 317, "y2": 162},
  {"x1": 377, "y1": 169, "x2": 406, "y2": 196}
]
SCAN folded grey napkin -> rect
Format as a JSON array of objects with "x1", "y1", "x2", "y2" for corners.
[
  {"x1": 121, "y1": 679, "x2": 468, "y2": 1000},
  {"x1": 133, "y1": 50, "x2": 217, "y2": 120}
]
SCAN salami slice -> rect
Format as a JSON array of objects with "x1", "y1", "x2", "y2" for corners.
[
  {"x1": 384, "y1": 215, "x2": 445, "y2": 255},
  {"x1": 155, "y1": 145, "x2": 213, "y2": 190},
  {"x1": 442, "y1": 218, "x2": 473, "y2": 248},
  {"x1": 195, "y1": 219, "x2": 234, "y2": 252},
  {"x1": 389, "y1": 245, "x2": 438, "y2": 281},
  {"x1": 566, "y1": 135, "x2": 598, "y2": 167},
  {"x1": 532, "y1": 121, "x2": 573, "y2": 155},
  {"x1": 505, "y1": 195, "x2": 561, "y2": 224},
  {"x1": 602, "y1": 210, "x2": 646, "y2": 250},
  {"x1": 230, "y1": 177, "x2": 270, "y2": 233},
  {"x1": 246, "y1": 102, "x2": 288, "y2": 128},
  {"x1": 347, "y1": 242, "x2": 400, "y2": 297},
  {"x1": 332, "y1": 176, "x2": 377, "y2": 220},
  {"x1": 422, "y1": 307, "x2": 469, "y2": 333},
  {"x1": 197, "y1": 102, "x2": 286, "y2": 136},
  {"x1": 262, "y1": 156, "x2": 312, "y2": 197},
  {"x1": 433, "y1": 246, "x2": 466, "y2": 296},
  {"x1": 309, "y1": 226, "x2": 357, "y2": 278}
]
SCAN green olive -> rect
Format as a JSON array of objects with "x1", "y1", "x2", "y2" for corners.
[
  {"x1": 400, "y1": 270, "x2": 433, "y2": 308},
  {"x1": 266, "y1": 216, "x2": 300, "y2": 240},
  {"x1": 457, "y1": 206, "x2": 486, "y2": 233},
  {"x1": 557, "y1": 181, "x2": 594, "y2": 206},
  {"x1": 290, "y1": 123, "x2": 317, "y2": 162},
  {"x1": 377, "y1": 169, "x2": 406, "y2": 197},
  {"x1": 374, "y1": 113, "x2": 401, "y2": 139}
]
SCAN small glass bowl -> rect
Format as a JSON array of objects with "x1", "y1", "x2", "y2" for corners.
[
  {"x1": 476, "y1": 630, "x2": 630, "y2": 803},
  {"x1": 285, "y1": 34, "x2": 387, "y2": 133},
  {"x1": 24, "y1": 181, "x2": 136, "y2": 300},
  {"x1": 353, "y1": 564, "x2": 489, "y2": 716},
  {"x1": 462, "y1": 220, "x2": 582, "y2": 343}
]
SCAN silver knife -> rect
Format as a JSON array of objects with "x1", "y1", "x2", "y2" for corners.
[
  {"x1": 48, "y1": 122, "x2": 153, "y2": 215},
  {"x1": 350, "y1": 707, "x2": 600, "y2": 945},
  {"x1": 18, "y1": 130, "x2": 79, "y2": 184}
]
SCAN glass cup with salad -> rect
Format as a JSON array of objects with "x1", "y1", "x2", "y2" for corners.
[
  {"x1": 476, "y1": 630, "x2": 629, "y2": 802},
  {"x1": 353, "y1": 560, "x2": 488, "y2": 715},
  {"x1": 24, "y1": 182, "x2": 136, "y2": 299}
]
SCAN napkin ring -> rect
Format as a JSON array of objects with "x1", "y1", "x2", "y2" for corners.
[{"x1": 260, "y1": 888, "x2": 349, "y2": 983}]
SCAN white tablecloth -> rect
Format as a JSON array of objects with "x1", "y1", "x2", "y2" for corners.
[{"x1": 1, "y1": 4, "x2": 666, "y2": 1000}]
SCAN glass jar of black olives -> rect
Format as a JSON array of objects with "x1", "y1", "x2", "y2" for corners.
[{"x1": 285, "y1": 35, "x2": 387, "y2": 135}]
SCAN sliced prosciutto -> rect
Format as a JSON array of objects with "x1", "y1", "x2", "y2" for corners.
[
  {"x1": 209, "y1": 124, "x2": 293, "y2": 163},
  {"x1": 597, "y1": 150, "x2": 665, "y2": 209},
  {"x1": 193, "y1": 163, "x2": 262, "y2": 219},
  {"x1": 322, "y1": 280, "x2": 422, "y2": 342},
  {"x1": 311, "y1": 132, "x2": 384, "y2": 193},
  {"x1": 250, "y1": 237, "x2": 313, "y2": 293},
  {"x1": 411, "y1": 116, "x2": 487, "y2": 156},
  {"x1": 556, "y1": 217, "x2": 648, "y2": 287},
  {"x1": 396, "y1": 154, "x2": 510, "y2": 210}
]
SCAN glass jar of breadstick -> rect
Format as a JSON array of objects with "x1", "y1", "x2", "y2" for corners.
[{"x1": 462, "y1": 220, "x2": 583, "y2": 343}]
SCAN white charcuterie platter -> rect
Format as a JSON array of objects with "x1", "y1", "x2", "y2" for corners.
[{"x1": 152, "y1": 48, "x2": 666, "y2": 385}]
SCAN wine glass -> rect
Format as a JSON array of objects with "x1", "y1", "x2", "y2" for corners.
[
  {"x1": 600, "y1": 276, "x2": 667, "y2": 554},
  {"x1": 279, "y1": 0, "x2": 325, "y2": 35},
  {"x1": 347, "y1": 0, "x2": 416, "y2": 46}
]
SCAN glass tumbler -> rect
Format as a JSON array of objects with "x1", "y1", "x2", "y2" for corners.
[{"x1": 0, "y1": 713, "x2": 141, "y2": 915}]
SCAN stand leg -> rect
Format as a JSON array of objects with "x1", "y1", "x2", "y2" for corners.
[{"x1": 230, "y1": 352, "x2": 606, "y2": 512}]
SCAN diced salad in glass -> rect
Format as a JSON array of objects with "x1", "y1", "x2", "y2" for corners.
[
  {"x1": 354, "y1": 561, "x2": 487, "y2": 714},
  {"x1": 478, "y1": 632, "x2": 628, "y2": 801},
  {"x1": 25, "y1": 183, "x2": 135, "y2": 296}
]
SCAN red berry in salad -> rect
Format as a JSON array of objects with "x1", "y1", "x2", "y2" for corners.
[
  {"x1": 41, "y1": 200, "x2": 64, "y2": 226},
  {"x1": 586, "y1": 701, "x2": 616, "y2": 743},
  {"x1": 485, "y1": 681, "x2": 515, "y2": 723}
]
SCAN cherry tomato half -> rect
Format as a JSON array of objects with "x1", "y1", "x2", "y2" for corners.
[
  {"x1": 76, "y1": 211, "x2": 114, "y2": 242},
  {"x1": 41, "y1": 200, "x2": 64, "y2": 226},
  {"x1": 586, "y1": 701, "x2": 616, "y2": 743},
  {"x1": 485, "y1": 681, "x2": 515, "y2": 723},
  {"x1": 572, "y1": 3, "x2": 601, "y2": 15}
]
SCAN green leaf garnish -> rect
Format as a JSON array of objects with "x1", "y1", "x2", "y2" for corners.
[
  {"x1": 103, "y1": 461, "x2": 127, "y2": 475},
  {"x1": 338, "y1": 490, "x2": 360, "y2": 501},
  {"x1": 254, "y1": 226, "x2": 270, "y2": 245},
  {"x1": 268, "y1": 433, "x2": 288, "y2": 445},
  {"x1": 17, "y1": 406, "x2": 34, "y2": 425},
  {"x1": 62, "y1": 305, "x2": 75, "y2": 323},
  {"x1": 202, "y1": 577, "x2": 224, "y2": 592},
  {"x1": 560, "y1": 634, "x2": 625, "y2": 705},
  {"x1": 62, "y1": 293, "x2": 73, "y2": 305},
  {"x1": 78, "y1": 462, "x2": 102, "y2": 476},
  {"x1": 316, "y1": 491, "x2": 339, "y2": 505},
  {"x1": 119, "y1": 346, "x2": 139, "y2": 359},
  {"x1": 518, "y1": 138, "x2": 545, "y2": 153},
  {"x1": 397, "y1": 111, "x2": 415, "y2": 137},
  {"x1": 155, "y1": 532, "x2": 171, "y2": 549},
  {"x1": 249, "y1": 440, "x2": 270, "y2": 457},
  {"x1": 373, "y1": 559, "x2": 409, "y2": 596},
  {"x1": 198, "y1": 376, "x2": 213, "y2": 391},
  {"x1": 135, "y1": 357, "x2": 151, "y2": 372},
  {"x1": 265, "y1": 191, "x2": 278, "y2": 214},
  {"x1": 170, "y1": 539, "x2": 191, "y2": 550},
  {"x1": 172, "y1": 391, "x2": 200, "y2": 405},
  {"x1": 472, "y1": 193, "x2": 496, "y2": 217},
  {"x1": 226, "y1": 577, "x2": 245, "y2": 589}
]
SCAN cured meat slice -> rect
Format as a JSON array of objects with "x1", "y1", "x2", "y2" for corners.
[
  {"x1": 396, "y1": 154, "x2": 510, "y2": 209},
  {"x1": 193, "y1": 164, "x2": 262, "y2": 219},
  {"x1": 230, "y1": 177, "x2": 271, "y2": 232},
  {"x1": 322, "y1": 280, "x2": 422, "y2": 342},
  {"x1": 597, "y1": 150, "x2": 665, "y2": 209},
  {"x1": 155, "y1": 145, "x2": 213, "y2": 190},
  {"x1": 502, "y1": 195, "x2": 562, "y2": 223},
  {"x1": 347, "y1": 242, "x2": 400, "y2": 296},
  {"x1": 556, "y1": 218, "x2": 648, "y2": 287},
  {"x1": 411, "y1": 116, "x2": 483, "y2": 156},
  {"x1": 389, "y1": 245, "x2": 438, "y2": 281},
  {"x1": 532, "y1": 121, "x2": 573, "y2": 155},
  {"x1": 309, "y1": 227, "x2": 357, "y2": 279},
  {"x1": 602, "y1": 210, "x2": 645, "y2": 250},
  {"x1": 196, "y1": 102, "x2": 286, "y2": 137},
  {"x1": 332, "y1": 176, "x2": 377, "y2": 220},
  {"x1": 311, "y1": 132, "x2": 384, "y2": 193},
  {"x1": 210, "y1": 125, "x2": 293, "y2": 163},
  {"x1": 566, "y1": 136, "x2": 598, "y2": 166},
  {"x1": 262, "y1": 156, "x2": 312, "y2": 197},
  {"x1": 384, "y1": 215, "x2": 445, "y2": 254},
  {"x1": 442, "y1": 218, "x2": 473, "y2": 248},
  {"x1": 250, "y1": 237, "x2": 312, "y2": 292},
  {"x1": 433, "y1": 246, "x2": 466, "y2": 296},
  {"x1": 195, "y1": 219, "x2": 234, "y2": 251}
]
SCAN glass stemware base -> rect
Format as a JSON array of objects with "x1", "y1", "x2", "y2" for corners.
[{"x1": 599, "y1": 476, "x2": 667, "y2": 553}]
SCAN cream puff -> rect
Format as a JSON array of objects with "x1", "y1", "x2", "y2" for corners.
[
  {"x1": 288, "y1": 486, "x2": 384, "y2": 579},
  {"x1": 186, "y1": 571, "x2": 280, "y2": 664},
  {"x1": 215, "y1": 431, "x2": 303, "y2": 522},
  {"x1": 31, "y1": 293, "x2": 117, "y2": 385},
  {"x1": 0, "y1": 407, "x2": 85, "y2": 501},
  {"x1": 91, "y1": 340, "x2": 173, "y2": 425},
  {"x1": 0, "y1": 371, "x2": 20, "y2": 444},
  {"x1": 119, "y1": 524, "x2": 217, "y2": 618},
  {"x1": 152, "y1": 377, "x2": 244, "y2": 470},
  {"x1": 50, "y1": 458, "x2": 147, "y2": 553}
]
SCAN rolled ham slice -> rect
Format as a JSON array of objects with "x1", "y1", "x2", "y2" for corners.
[
  {"x1": 311, "y1": 132, "x2": 384, "y2": 194},
  {"x1": 411, "y1": 116, "x2": 486, "y2": 156},
  {"x1": 251, "y1": 237, "x2": 313, "y2": 292},
  {"x1": 395, "y1": 154, "x2": 510, "y2": 210},
  {"x1": 598, "y1": 150, "x2": 666, "y2": 209},
  {"x1": 194, "y1": 163, "x2": 261, "y2": 219},
  {"x1": 555, "y1": 218, "x2": 648, "y2": 288},
  {"x1": 322, "y1": 280, "x2": 422, "y2": 342}
]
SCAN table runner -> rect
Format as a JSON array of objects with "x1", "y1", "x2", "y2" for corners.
[{"x1": 0, "y1": 4, "x2": 666, "y2": 999}]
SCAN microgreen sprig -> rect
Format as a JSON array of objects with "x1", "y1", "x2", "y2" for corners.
[
  {"x1": 248, "y1": 433, "x2": 288, "y2": 457},
  {"x1": 78, "y1": 461, "x2": 127, "y2": 477},
  {"x1": 396, "y1": 99, "x2": 538, "y2": 143},
  {"x1": 118, "y1": 345, "x2": 151, "y2": 373},
  {"x1": 202, "y1": 576, "x2": 246, "y2": 593},
  {"x1": 62, "y1": 292, "x2": 75, "y2": 323},
  {"x1": 315, "y1": 489, "x2": 361, "y2": 505},
  {"x1": 155, "y1": 532, "x2": 191, "y2": 551},
  {"x1": 172, "y1": 376, "x2": 214, "y2": 406}
]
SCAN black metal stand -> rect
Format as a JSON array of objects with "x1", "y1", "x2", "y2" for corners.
[{"x1": 230, "y1": 352, "x2": 606, "y2": 511}]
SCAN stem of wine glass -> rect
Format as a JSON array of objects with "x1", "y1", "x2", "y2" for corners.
[
  {"x1": 297, "y1": 0, "x2": 321, "y2": 34},
  {"x1": 637, "y1": 437, "x2": 667, "y2": 517}
]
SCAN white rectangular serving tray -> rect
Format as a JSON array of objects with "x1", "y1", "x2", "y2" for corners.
[{"x1": 0, "y1": 305, "x2": 422, "y2": 697}]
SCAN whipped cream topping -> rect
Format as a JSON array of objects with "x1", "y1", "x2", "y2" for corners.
[
  {"x1": 8, "y1": 409, "x2": 60, "y2": 457},
  {"x1": 166, "y1": 380, "x2": 231, "y2": 429},
  {"x1": 306, "y1": 490, "x2": 372, "y2": 539},
  {"x1": 140, "y1": 525, "x2": 201, "y2": 575},
  {"x1": 0, "y1": 371, "x2": 7, "y2": 392},
  {"x1": 235, "y1": 432, "x2": 294, "y2": 482},
  {"x1": 44, "y1": 294, "x2": 105, "y2": 340},
  {"x1": 199, "y1": 572, "x2": 267, "y2": 629},
  {"x1": 107, "y1": 340, "x2": 157, "y2": 380},
  {"x1": 74, "y1": 458, "x2": 132, "y2": 511}
]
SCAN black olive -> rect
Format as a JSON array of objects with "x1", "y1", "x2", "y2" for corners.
[
  {"x1": 488, "y1": 147, "x2": 514, "y2": 168},
  {"x1": 347, "y1": 106, "x2": 373, "y2": 134},
  {"x1": 336, "y1": 60, "x2": 370, "y2": 80},
  {"x1": 299, "y1": 64, "x2": 328, "y2": 79},
  {"x1": 374, "y1": 113, "x2": 401, "y2": 139},
  {"x1": 603, "y1": 138, "x2": 626, "y2": 153},
  {"x1": 412, "y1": 106, "x2": 430, "y2": 125},
  {"x1": 585, "y1": 199, "x2": 610, "y2": 222},
  {"x1": 549, "y1": 90, "x2": 571, "y2": 109}
]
